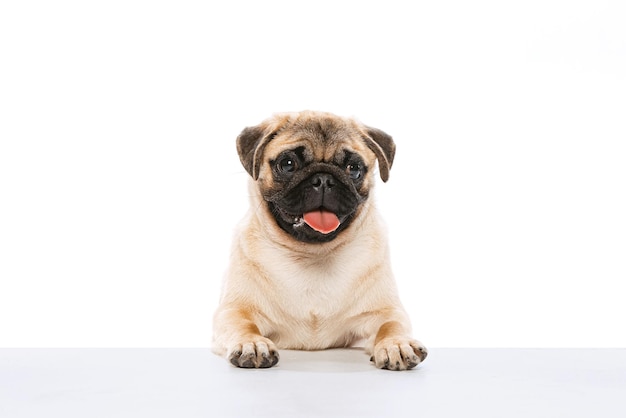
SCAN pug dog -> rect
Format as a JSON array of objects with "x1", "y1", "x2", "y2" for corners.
[{"x1": 212, "y1": 111, "x2": 427, "y2": 370}]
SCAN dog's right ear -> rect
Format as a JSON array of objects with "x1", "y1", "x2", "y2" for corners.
[
  {"x1": 236, "y1": 116, "x2": 288, "y2": 180},
  {"x1": 236, "y1": 125, "x2": 269, "y2": 179}
]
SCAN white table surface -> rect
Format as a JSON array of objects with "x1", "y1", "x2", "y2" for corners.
[{"x1": 1, "y1": 348, "x2": 625, "y2": 417}]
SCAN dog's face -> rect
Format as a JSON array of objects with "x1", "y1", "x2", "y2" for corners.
[{"x1": 237, "y1": 111, "x2": 395, "y2": 243}]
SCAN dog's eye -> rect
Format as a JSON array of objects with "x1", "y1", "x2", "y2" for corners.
[
  {"x1": 347, "y1": 163, "x2": 362, "y2": 180},
  {"x1": 277, "y1": 157, "x2": 297, "y2": 173}
]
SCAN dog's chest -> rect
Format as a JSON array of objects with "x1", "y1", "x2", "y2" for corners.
[
  {"x1": 269, "y1": 254, "x2": 361, "y2": 318},
  {"x1": 269, "y1": 265, "x2": 359, "y2": 348},
  {"x1": 251, "y1": 230, "x2": 382, "y2": 347}
]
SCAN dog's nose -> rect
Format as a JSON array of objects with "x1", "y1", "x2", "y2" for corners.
[{"x1": 310, "y1": 173, "x2": 336, "y2": 190}]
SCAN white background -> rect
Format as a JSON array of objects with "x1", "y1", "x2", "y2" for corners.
[{"x1": 1, "y1": 0, "x2": 624, "y2": 348}]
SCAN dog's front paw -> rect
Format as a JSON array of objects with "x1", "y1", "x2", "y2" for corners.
[
  {"x1": 228, "y1": 338, "x2": 279, "y2": 369},
  {"x1": 372, "y1": 338, "x2": 427, "y2": 371}
]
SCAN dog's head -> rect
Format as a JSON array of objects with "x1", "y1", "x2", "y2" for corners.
[{"x1": 236, "y1": 111, "x2": 395, "y2": 243}]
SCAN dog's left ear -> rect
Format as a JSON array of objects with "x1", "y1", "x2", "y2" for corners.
[
  {"x1": 236, "y1": 116, "x2": 288, "y2": 180},
  {"x1": 362, "y1": 126, "x2": 396, "y2": 182}
]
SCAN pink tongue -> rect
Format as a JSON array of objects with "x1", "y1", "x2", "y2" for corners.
[{"x1": 303, "y1": 210, "x2": 340, "y2": 234}]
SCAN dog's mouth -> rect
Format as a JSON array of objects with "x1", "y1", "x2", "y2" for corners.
[
  {"x1": 273, "y1": 205, "x2": 345, "y2": 236},
  {"x1": 265, "y1": 167, "x2": 364, "y2": 243},
  {"x1": 279, "y1": 208, "x2": 341, "y2": 234},
  {"x1": 301, "y1": 209, "x2": 341, "y2": 234}
]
